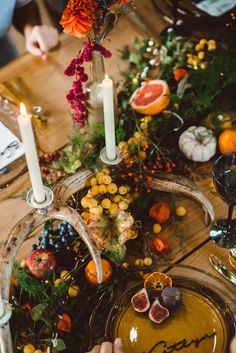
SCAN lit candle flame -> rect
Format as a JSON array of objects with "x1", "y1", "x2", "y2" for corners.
[{"x1": 20, "y1": 103, "x2": 27, "y2": 115}]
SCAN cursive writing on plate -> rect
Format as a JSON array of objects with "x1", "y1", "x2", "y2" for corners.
[{"x1": 144, "y1": 331, "x2": 216, "y2": 353}]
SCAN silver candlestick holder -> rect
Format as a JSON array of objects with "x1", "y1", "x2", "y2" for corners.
[
  {"x1": 100, "y1": 147, "x2": 122, "y2": 165},
  {"x1": 26, "y1": 186, "x2": 54, "y2": 214}
]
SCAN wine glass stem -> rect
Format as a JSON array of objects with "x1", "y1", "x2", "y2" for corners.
[{"x1": 227, "y1": 203, "x2": 234, "y2": 234}]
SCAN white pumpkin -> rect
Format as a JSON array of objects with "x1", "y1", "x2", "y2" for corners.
[{"x1": 179, "y1": 126, "x2": 216, "y2": 162}]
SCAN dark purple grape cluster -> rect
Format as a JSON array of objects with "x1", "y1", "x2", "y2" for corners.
[
  {"x1": 65, "y1": 41, "x2": 112, "y2": 127},
  {"x1": 31, "y1": 221, "x2": 78, "y2": 253}
]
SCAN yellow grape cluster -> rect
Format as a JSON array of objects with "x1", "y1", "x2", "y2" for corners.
[
  {"x1": 118, "y1": 116, "x2": 152, "y2": 166},
  {"x1": 187, "y1": 38, "x2": 216, "y2": 70},
  {"x1": 81, "y1": 168, "x2": 135, "y2": 218}
]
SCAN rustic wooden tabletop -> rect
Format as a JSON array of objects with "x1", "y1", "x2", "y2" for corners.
[{"x1": 0, "y1": 12, "x2": 235, "y2": 296}]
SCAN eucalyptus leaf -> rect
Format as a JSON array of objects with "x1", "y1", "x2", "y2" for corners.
[{"x1": 30, "y1": 304, "x2": 46, "y2": 321}]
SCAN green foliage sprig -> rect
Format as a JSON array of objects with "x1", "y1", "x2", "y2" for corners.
[{"x1": 118, "y1": 29, "x2": 236, "y2": 127}]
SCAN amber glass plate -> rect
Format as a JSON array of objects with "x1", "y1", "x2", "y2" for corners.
[{"x1": 106, "y1": 264, "x2": 236, "y2": 353}]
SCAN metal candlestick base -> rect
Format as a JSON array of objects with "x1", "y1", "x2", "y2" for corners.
[
  {"x1": 100, "y1": 147, "x2": 123, "y2": 165},
  {"x1": 26, "y1": 186, "x2": 54, "y2": 214}
]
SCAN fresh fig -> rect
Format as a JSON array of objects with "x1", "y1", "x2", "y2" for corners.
[
  {"x1": 131, "y1": 288, "x2": 150, "y2": 313},
  {"x1": 160, "y1": 286, "x2": 182, "y2": 309},
  {"x1": 149, "y1": 298, "x2": 169, "y2": 323}
]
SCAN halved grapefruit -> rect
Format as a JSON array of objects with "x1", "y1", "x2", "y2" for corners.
[{"x1": 130, "y1": 80, "x2": 170, "y2": 115}]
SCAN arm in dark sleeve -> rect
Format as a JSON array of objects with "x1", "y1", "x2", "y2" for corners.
[{"x1": 12, "y1": 1, "x2": 41, "y2": 36}]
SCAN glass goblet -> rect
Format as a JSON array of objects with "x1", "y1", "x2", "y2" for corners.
[{"x1": 210, "y1": 153, "x2": 236, "y2": 248}]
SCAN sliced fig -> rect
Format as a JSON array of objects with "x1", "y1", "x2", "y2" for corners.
[
  {"x1": 149, "y1": 298, "x2": 169, "y2": 323},
  {"x1": 131, "y1": 288, "x2": 150, "y2": 313},
  {"x1": 160, "y1": 286, "x2": 182, "y2": 309}
]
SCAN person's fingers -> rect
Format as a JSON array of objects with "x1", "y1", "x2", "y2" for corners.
[
  {"x1": 25, "y1": 25, "x2": 58, "y2": 57},
  {"x1": 100, "y1": 342, "x2": 113, "y2": 353},
  {"x1": 25, "y1": 28, "x2": 42, "y2": 56},
  {"x1": 114, "y1": 338, "x2": 124, "y2": 353},
  {"x1": 35, "y1": 26, "x2": 58, "y2": 52},
  {"x1": 89, "y1": 340, "x2": 124, "y2": 353},
  {"x1": 230, "y1": 337, "x2": 236, "y2": 353},
  {"x1": 40, "y1": 52, "x2": 48, "y2": 61},
  {"x1": 90, "y1": 345, "x2": 101, "y2": 353}
]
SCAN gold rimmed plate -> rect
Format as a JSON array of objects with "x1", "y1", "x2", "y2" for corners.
[{"x1": 105, "y1": 264, "x2": 236, "y2": 353}]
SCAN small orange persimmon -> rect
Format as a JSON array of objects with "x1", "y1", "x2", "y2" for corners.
[
  {"x1": 218, "y1": 129, "x2": 236, "y2": 154},
  {"x1": 149, "y1": 202, "x2": 171, "y2": 224},
  {"x1": 153, "y1": 237, "x2": 171, "y2": 253},
  {"x1": 85, "y1": 259, "x2": 112, "y2": 286}
]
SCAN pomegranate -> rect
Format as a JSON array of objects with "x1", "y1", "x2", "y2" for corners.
[
  {"x1": 131, "y1": 288, "x2": 150, "y2": 313},
  {"x1": 149, "y1": 298, "x2": 169, "y2": 323},
  {"x1": 26, "y1": 249, "x2": 57, "y2": 279}
]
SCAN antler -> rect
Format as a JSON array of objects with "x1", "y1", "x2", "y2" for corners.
[{"x1": 150, "y1": 173, "x2": 214, "y2": 226}]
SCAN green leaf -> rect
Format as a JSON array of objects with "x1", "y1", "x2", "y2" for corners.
[
  {"x1": 116, "y1": 127, "x2": 126, "y2": 143},
  {"x1": 134, "y1": 37, "x2": 141, "y2": 50},
  {"x1": 44, "y1": 338, "x2": 66, "y2": 352},
  {"x1": 54, "y1": 339, "x2": 66, "y2": 351},
  {"x1": 30, "y1": 304, "x2": 46, "y2": 321},
  {"x1": 60, "y1": 158, "x2": 81, "y2": 174},
  {"x1": 129, "y1": 53, "x2": 141, "y2": 65},
  {"x1": 163, "y1": 56, "x2": 173, "y2": 65},
  {"x1": 119, "y1": 45, "x2": 130, "y2": 60}
]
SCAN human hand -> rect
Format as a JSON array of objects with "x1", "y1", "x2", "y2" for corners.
[
  {"x1": 90, "y1": 338, "x2": 124, "y2": 353},
  {"x1": 230, "y1": 337, "x2": 236, "y2": 353},
  {"x1": 25, "y1": 25, "x2": 58, "y2": 60}
]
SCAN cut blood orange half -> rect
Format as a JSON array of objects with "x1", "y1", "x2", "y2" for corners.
[
  {"x1": 130, "y1": 80, "x2": 170, "y2": 115},
  {"x1": 144, "y1": 271, "x2": 172, "y2": 294}
]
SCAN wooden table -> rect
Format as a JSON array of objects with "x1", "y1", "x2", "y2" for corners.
[{"x1": 0, "y1": 15, "x2": 235, "y2": 302}]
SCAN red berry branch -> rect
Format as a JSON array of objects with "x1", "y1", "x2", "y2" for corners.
[{"x1": 65, "y1": 41, "x2": 112, "y2": 127}]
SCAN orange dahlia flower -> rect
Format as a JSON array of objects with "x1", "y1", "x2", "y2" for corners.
[{"x1": 60, "y1": 0, "x2": 97, "y2": 38}]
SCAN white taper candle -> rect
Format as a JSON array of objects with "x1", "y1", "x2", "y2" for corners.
[
  {"x1": 18, "y1": 103, "x2": 45, "y2": 203},
  {"x1": 102, "y1": 74, "x2": 116, "y2": 161}
]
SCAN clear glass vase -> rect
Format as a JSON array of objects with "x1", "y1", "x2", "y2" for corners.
[{"x1": 86, "y1": 50, "x2": 105, "y2": 125}]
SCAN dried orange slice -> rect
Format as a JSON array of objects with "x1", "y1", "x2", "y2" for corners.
[{"x1": 144, "y1": 271, "x2": 172, "y2": 293}]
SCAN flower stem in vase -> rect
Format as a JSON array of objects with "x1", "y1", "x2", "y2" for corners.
[
  {"x1": 86, "y1": 50, "x2": 106, "y2": 125},
  {"x1": 86, "y1": 50, "x2": 117, "y2": 127}
]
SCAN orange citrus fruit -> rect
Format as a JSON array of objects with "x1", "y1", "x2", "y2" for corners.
[
  {"x1": 144, "y1": 272, "x2": 172, "y2": 293},
  {"x1": 130, "y1": 80, "x2": 170, "y2": 115},
  {"x1": 85, "y1": 258, "x2": 112, "y2": 286},
  {"x1": 218, "y1": 129, "x2": 236, "y2": 154}
]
